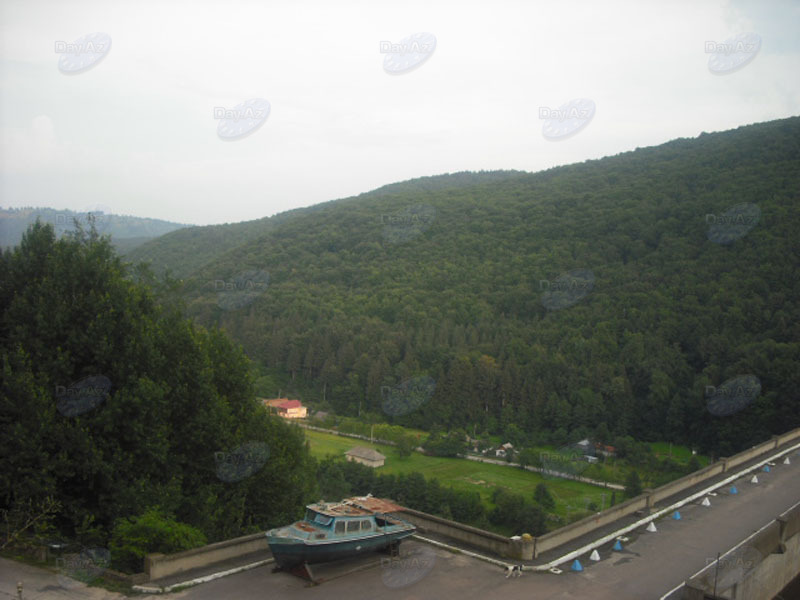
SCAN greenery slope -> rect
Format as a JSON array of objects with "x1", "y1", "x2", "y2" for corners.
[
  {"x1": 1, "y1": 224, "x2": 317, "y2": 566},
  {"x1": 136, "y1": 116, "x2": 799, "y2": 458},
  {"x1": 122, "y1": 203, "x2": 334, "y2": 279}
]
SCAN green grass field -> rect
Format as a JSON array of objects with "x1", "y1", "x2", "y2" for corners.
[
  {"x1": 303, "y1": 428, "x2": 613, "y2": 522},
  {"x1": 649, "y1": 441, "x2": 708, "y2": 466}
]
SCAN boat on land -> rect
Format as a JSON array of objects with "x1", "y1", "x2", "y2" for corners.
[{"x1": 265, "y1": 495, "x2": 416, "y2": 569}]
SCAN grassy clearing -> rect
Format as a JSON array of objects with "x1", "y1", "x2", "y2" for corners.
[
  {"x1": 649, "y1": 441, "x2": 708, "y2": 466},
  {"x1": 303, "y1": 428, "x2": 612, "y2": 522}
]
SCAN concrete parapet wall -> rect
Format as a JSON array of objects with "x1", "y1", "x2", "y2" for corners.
[
  {"x1": 396, "y1": 508, "x2": 517, "y2": 557},
  {"x1": 779, "y1": 503, "x2": 800, "y2": 541},
  {"x1": 534, "y1": 494, "x2": 649, "y2": 557},
  {"x1": 724, "y1": 437, "x2": 778, "y2": 471},
  {"x1": 144, "y1": 533, "x2": 270, "y2": 582},
  {"x1": 778, "y1": 428, "x2": 800, "y2": 446},
  {"x1": 683, "y1": 501, "x2": 800, "y2": 599},
  {"x1": 649, "y1": 462, "x2": 725, "y2": 505}
]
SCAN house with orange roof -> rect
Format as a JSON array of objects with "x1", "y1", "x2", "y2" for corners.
[
  {"x1": 260, "y1": 397, "x2": 307, "y2": 419},
  {"x1": 277, "y1": 399, "x2": 307, "y2": 419}
]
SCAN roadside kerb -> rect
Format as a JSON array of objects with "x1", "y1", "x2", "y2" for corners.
[{"x1": 132, "y1": 557, "x2": 274, "y2": 594}]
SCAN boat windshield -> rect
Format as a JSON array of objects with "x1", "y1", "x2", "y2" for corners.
[{"x1": 306, "y1": 510, "x2": 333, "y2": 527}]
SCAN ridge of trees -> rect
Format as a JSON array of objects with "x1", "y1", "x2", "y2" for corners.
[{"x1": 160, "y1": 116, "x2": 800, "y2": 457}]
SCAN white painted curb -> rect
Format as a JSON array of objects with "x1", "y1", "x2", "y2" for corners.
[{"x1": 132, "y1": 558, "x2": 274, "y2": 594}]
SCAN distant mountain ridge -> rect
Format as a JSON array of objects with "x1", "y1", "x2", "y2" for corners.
[{"x1": 0, "y1": 207, "x2": 189, "y2": 251}]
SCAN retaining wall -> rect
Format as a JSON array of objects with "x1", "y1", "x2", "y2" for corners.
[{"x1": 144, "y1": 533, "x2": 270, "y2": 582}]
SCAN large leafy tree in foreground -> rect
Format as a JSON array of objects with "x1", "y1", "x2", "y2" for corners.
[{"x1": 0, "y1": 221, "x2": 316, "y2": 546}]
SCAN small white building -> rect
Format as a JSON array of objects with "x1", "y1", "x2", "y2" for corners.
[{"x1": 345, "y1": 447, "x2": 386, "y2": 468}]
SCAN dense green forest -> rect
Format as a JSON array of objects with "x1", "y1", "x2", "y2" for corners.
[
  {"x1": 0, "y1": 223, "x2": 317, "y2": 570},
  {"x1": 133, "y1": 116, "x2": 800, "y2": 458},
  {"x1": 123, "y1": 202, "x2": 336, "y2": 279}
]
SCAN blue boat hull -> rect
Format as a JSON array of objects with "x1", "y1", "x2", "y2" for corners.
[{"x1": 268, "y1": 529, "x2": 414, "y2": 569}]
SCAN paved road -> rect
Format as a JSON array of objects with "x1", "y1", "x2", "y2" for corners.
[
  {"x1": 4, "y1": 448, "x2": 798, "y2": 600},
  {"x1": 0, "y1": 556, "x2": 123, "y2": 600}
]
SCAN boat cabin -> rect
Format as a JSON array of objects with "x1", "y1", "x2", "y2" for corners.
[{"x1": 301, "y1": 497, "x2": 405, "y2": 537}]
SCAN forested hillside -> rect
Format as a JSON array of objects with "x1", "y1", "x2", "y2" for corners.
[
  {"x1": 123, "y1": 203, "x2": 334, "y2": 278},
  {"x1": 138, "y1": 116, "x2": 799, "y2": 458},
  {"x1": 1, "y1": 224, "x2": 317, "y2": 566}
]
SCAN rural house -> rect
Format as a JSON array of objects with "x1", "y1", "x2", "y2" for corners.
[
  {"x1": 345, "y1": 447, "x2": 386, "y2": 468},
  {"x1": 277, "y1": 399, "x2": 307, "y2": 419},
  {"x1": 261, "y1": 397, "x2": 307, "y2": 419}
]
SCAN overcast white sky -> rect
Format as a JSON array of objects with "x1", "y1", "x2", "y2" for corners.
[{"x1": 1, "y1": 0, "x2": 798, "y2": 226}]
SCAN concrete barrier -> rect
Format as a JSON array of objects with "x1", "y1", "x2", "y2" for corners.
[
  {"x1": 723, "y1": 437, "x2": 777, "y2": 471},
  {"x1": 778, "y1": 428, "x2": 800, "y2": 447},
  {"x1": 144, "y1": 533, "x2": 270, "y2": 582},
  {"x1": 394, "y1": 507, "x2": 528, "y2": 558},
  {"x1": 648, "y1": 462, "x2": 726, "y2": 505},
  {"x1": 534, "y1": 494, "x2": 650, "y2": 557},
  {"x1": 683, "y1": 500, "x2": 800, "y2": 599}
]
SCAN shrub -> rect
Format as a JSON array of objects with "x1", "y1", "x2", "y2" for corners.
[
  {"x1": 533, "y1": 483, "x2": 555, "y2": 510},
  {"x1": 109, "y1": 509, "x2": 207, "y2": 573}
]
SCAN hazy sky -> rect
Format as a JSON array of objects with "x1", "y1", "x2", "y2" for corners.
[{"x1": 1, "y1": 0, "x2": 798, "y2": 226}]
